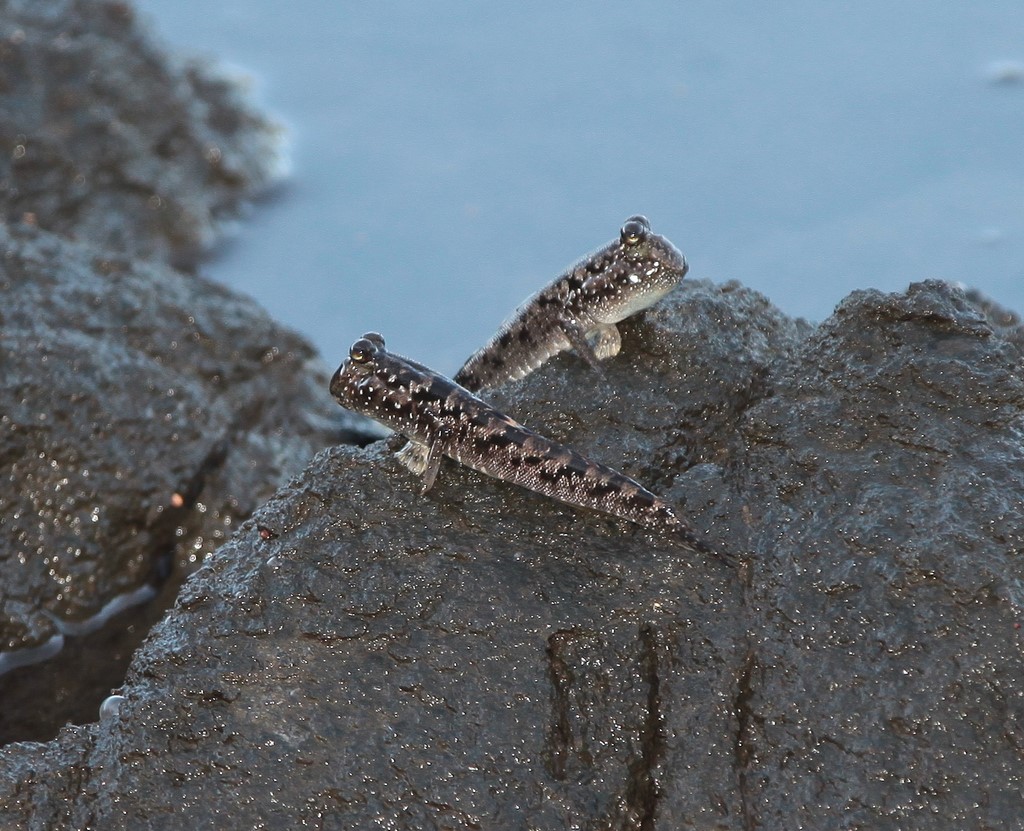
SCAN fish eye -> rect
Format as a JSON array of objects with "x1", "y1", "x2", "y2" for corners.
[
  {"x1": 349, "y1": 337, "x2": 377, "y2": 363},
  {"x1": 620, "y1": 215, "x2": 650, "y2": 245}
]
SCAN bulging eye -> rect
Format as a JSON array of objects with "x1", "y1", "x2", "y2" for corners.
[
  {"x1": 620, "y1": 215, "x2": 650, "y2": 245},
  {"x1": 349, "y1": 337, "x2": 377, "y2": 363}
]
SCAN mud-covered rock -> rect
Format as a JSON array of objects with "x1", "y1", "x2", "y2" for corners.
[
  {"x1": 3, "y1": 278, "x2": 1020, "y2": 829},
  {"x1": 0, "y1": 221, "x2": 367, "y2": 663},
  {"x1": 0, "y1": 0, "x2": 282, "y2": 266}
]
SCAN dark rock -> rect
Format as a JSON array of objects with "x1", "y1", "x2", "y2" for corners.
[
  {"x1": 487, "y1": 280, "x2": 806, "y2": 521},
  {"x1": 0, "y1": 0, "x2": 385, "y2": 752},
  {"x1": 0, "y1": 0, "x2": 282, "y2": 266},
  {"x1": 3, "y1": 278, "x2": 1020, "y2": 828},
  {"x1": 964, "y1": 286, "x2": 1024, "y2": 352},
  {"x1": 734, "y1": 280, "x2": 1024, "y2": 828},
  {"x1": 0, "y1": 222, "x2": 371, "y2": 710}
]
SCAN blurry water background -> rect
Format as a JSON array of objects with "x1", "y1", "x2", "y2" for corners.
[{"x1": 133, "y1": 1, "x2": 1024, "y2": 373}]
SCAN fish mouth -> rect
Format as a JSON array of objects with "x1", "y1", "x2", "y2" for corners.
[{"x1": 652, "y1": 236, "x2": 688, "y2": 276}]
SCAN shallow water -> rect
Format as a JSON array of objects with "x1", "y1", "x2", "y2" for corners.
[{"x1": 134, "y1": 1, "x2": 1024, "y2": 373}]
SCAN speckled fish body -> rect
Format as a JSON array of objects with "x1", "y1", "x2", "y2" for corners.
[
  {"x1": 454, "y1": 215, "x2": 688, "y2": 392},
  {"x1": 331, "y1": 333, "x2": 729, "y2": 564}
]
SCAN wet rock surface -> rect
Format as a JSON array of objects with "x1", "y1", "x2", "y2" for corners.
[
  {"x1": 0, "y1": 0, "x2": 282, "y2": 266},
  {"x1": 0, "y1": 0, "x2": 375, "y2": 745},
  {"x1": 2, "y1": 278, "x2": 1021, "y2": 829},
  {"x1": 0, "y1": 221, "x2": 368, "y2": 735},
  {"x1": 734, "y1": 281, "x2": 1024, "y2": 828}
]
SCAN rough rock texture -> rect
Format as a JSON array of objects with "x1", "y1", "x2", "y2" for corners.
[
  {"x1": 0, "y1": 0, "x2": 375, "y2": 746},
  {"x1": 2, "y1": 278, "x2": 1021, "y2": 829},
  {"x1": 0, "y1": 0, "x2": 282, "y2": 266},
  {"x1": 0, "y1": 220, "x2": 365, "y2": 662},
  {"x1": 735, "y1": 282, "x2": 1024, "y2": 828}
]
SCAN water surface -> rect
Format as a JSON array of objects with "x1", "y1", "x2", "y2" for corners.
[{"x1": 134, "y1": 2, "x2": 1024, "y2": 372}]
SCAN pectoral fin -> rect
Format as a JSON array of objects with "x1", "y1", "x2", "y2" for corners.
[
  {"x1": 559, "y1": 317, "x2": 604, "y2": 372},
  {"x1": 419, "y1": 436, "x2": 447, "y2": 494},
  {"x1": 587, "y1": 322, "x2": 622, "y2": 360},
  {"x1": 394, "y1": 436, "x2": 447, "y2": 494},
  {"x1": 395, "y1": 440, "x2": 430, "y2": 475}
]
